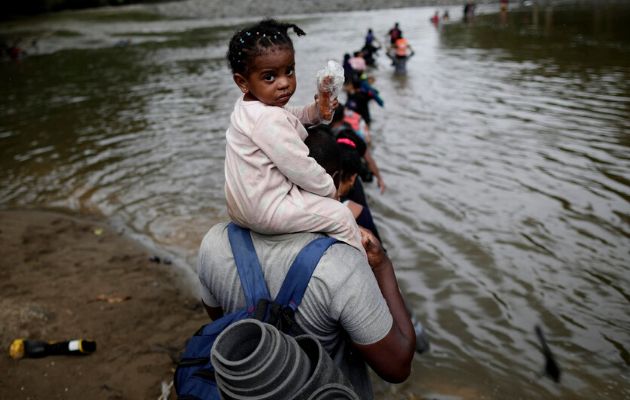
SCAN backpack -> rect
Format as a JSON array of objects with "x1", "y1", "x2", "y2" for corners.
[{"x1": 174, "y1": 223, "x2": 338, "y2": 400}]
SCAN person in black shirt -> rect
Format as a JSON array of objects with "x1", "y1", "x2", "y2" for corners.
[
  {"x1": 344, "y1": 80, "x2": 373, "y2": 126},
  {"x1": 307, "y1": 124, "x2": 384, "y2": 243}
]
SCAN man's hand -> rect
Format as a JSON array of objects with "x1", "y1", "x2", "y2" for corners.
[{"x1": 360, "y1": 227, "x2": 386, "y2": 269}]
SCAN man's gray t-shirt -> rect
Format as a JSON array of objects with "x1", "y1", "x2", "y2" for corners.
[{"x1": 197, "y1": 222, "x2": 393, "y2": 399}]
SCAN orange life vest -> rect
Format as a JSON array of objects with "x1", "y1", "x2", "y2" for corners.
[{"x1": 394, "y1": 38, "x2": 408, "y2": 57}]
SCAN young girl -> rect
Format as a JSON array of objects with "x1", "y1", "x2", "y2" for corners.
[{"x1": 223, "y1": 19, "x2": 365, "y2": 255}]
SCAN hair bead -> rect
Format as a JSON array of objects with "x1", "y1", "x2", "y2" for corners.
[{"x1": 226, "y1": 18, "x2": 307, "y2": 74}]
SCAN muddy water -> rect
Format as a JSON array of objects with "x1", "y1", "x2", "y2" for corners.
[{"x1": 1, "y1": 2, "x2": 628, "y2": 399}]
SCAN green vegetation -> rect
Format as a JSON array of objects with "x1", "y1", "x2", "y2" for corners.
[
  {"x1": 81, "y1": 9, "x2": 171, "y2": 22},
  {"x1": 53, "y1": 29, "x2": 82, "y2": 37},
  {"x1": 1, "y1": 0, "x2": 174, "y2": 19}
]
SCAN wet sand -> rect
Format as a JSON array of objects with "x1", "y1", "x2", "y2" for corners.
[{"x1": 0, "y1": 209, "x2": 208, "y2": 399}]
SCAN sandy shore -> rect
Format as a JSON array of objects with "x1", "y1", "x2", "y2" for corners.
[{"x1": 0, "y1": 209, "x2": 208, "y2": 399}]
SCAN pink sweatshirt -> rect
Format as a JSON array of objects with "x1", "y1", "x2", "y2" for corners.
[
  {"x1": 225, "y1": 96, "x2": 334, "y2": 227},
  {"x1": 224, "y1": 96, "x2": 364, "y2": 254}
]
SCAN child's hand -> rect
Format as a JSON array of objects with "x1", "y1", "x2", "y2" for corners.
[
  {"x1": 314, "y1": 94, "x2": 339, "y2": 122},
  {"x1": 314, "y1": 93, "x2": 323, "y2": 115},
  {"x1": 360, "y1": 227, "x2": 386, "y2": 269},
  {"x1": 331, "y1": 97, "x2": 339, "y2": 111}
]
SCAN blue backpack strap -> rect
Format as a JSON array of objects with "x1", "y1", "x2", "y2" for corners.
[
  {"x1": 274, "y1": 236, "x2": 338, "y2": 310},
  {"x1": 227, "y1": 223, "x2": 271, "y2": 313}
]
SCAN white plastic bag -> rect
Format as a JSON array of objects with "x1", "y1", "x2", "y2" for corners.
[{"x1": 316, "y1": 60, "x2": 345, "y2": 123}]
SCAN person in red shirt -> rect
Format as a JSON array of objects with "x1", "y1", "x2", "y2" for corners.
[{"x1": 430, "y1": 11, "x2": 440, "y2": 25}]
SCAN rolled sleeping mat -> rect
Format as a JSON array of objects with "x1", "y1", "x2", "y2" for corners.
[
  {"x1": 291, "y1": 335, "x2": 358, "y2": 400},
  {"x1": 306, "y1": 383, "x2": 360, "y2": 400},
  {"x1": 217, "y1": 332, "x2": 310, "y2": 399},
  {"x1": 211, "y1": 318, "x2": 274, "y2": 376},
  {"x1": 211, "y1": 319, "x2": 311, "y2": 400},
  {"x1": 212, "y1": 319, "x2": 358, "y2": 400}
]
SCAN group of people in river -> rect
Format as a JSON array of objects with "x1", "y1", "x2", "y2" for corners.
[
  {"x1": 335, "y1": 24, "x2": 416, "y2": 239},
  {"x1": 179, "y1": 18, "x2": 418, "y2": 399},
  {"x1": 430, "y1": 10, "x2": 451, "y2": 25},
  {"x1": 342, "y1": 22, "x2": 416, "y2": 79}
]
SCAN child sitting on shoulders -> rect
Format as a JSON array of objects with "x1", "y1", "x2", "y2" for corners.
[{"x1": 223, "y1": 18, "x2": 365, "y2": 256}]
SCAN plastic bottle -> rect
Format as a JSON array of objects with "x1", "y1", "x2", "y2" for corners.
[
  {"x1": 316, "y1": 60, "x2": 345, "y2": 124},
  {"x1": 318, "y1": 75, "x2": 335, "y2": 123},
  {"x1": 9, "y1": 338, "x2": 96, "y2": 359}
]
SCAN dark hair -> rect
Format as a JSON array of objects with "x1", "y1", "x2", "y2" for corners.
[
  {"x1": 226, "y1": 18, "x2": 306, "y2": 75},
  {"x1": 331, "y1": 103, "x2": 345, "y2": 125},
  {"x1": 304, "y1": 126, "x2": 341, "y2": 188},
  {"x1": 336, "y1": 135, "x2": 362, "y2": 182}
]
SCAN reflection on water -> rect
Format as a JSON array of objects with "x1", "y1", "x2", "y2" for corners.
[{"x1": 1, "y1": 2, "x2": 629, "y2": 399}]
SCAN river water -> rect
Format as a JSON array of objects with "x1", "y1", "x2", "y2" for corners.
[{"x1": 1, "y1": 2, "x2": 628, "y2": 399}]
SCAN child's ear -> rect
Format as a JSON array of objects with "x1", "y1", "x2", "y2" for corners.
[{"x1": 233, "y1": 73, "x2": 249, "y2": 94}]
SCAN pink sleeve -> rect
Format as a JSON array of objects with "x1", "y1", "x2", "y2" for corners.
[
  {"x1": 251, "y1": 111, "x2": 336, "y2": 198},
  {"x1": 285, "y1": 102, "x2": 320, "y2": 126}
]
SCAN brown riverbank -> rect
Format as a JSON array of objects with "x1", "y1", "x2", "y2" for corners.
[{"x1": 0, "y1": 209, "x2": 208, "y2": 399}]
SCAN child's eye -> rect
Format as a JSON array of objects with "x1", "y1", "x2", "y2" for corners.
[
  {"x1": 287, "y1": 67, "x2": 294, "y2": 76},
  {"x1": 263, "y1": 74, "x2": 275, "y2": 82}
]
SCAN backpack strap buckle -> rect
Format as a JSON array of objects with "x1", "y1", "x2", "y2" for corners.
[{"x1": 253, "y1": 299, "x2": 270, "y2": 321}]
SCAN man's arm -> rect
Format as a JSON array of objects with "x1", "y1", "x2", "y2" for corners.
[{"x1": 352, "y1": 229, "x2": 416, "y2": 383}]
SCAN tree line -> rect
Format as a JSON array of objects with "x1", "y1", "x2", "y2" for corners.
[{"x1": 1, "y1": 0, "x2": 173, "y2": 19}]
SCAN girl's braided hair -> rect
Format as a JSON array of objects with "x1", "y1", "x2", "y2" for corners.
[
  {"x1": 227, "y1": 18, "x2": 306, "y2": 75},
  {"x1": 337, "y1": 136, "x2": 362, "y2": 182}
]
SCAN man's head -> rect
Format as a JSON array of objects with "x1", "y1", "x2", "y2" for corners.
[
  {"x1": 330, "y1": 103, "x2": 345, "y2": 126},
  {"x1": 304, "y1": 126, "x2": 341, "y2": 189}
]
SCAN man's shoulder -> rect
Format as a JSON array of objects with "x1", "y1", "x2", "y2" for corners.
[
  {"x1": 202, "y1": 221, "x2": 231, "y2": 245},
  {"x1": 201, "y1": 222, "x2": 364, "y2": 268},
  {"x1": 199, "y1": 222, "x2": 233, "y2": 267},
  {"x1": 203, "y1": 222, "x2": 331, "y2": 250},
  {"x1": 313, "y1": 241, "x2": 368, "y2": 282}
]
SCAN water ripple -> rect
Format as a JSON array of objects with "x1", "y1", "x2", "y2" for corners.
[{"x1": 1, "y1": 3, "x2": 630, "y2": 399}]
